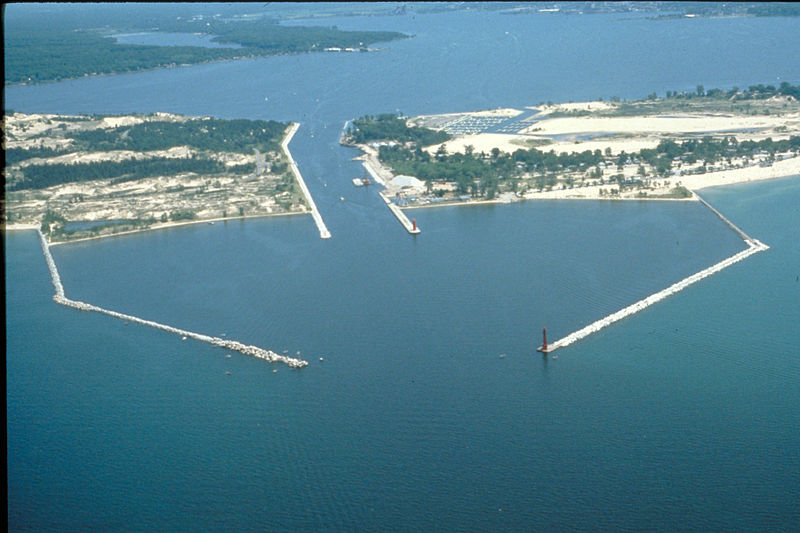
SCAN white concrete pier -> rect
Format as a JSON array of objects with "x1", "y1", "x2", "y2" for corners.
[
  {"x1": 361, "y1": 160, "x2": 388, "y2": 186},
  {"x1": 38, "y1": 230, "x2": 308, "y2": 368},
  {"x1": 542, "y1": 238, "x2": 768, "y2": 352},
  {"x1": 282, "y1": 122, "x2": 331, "y2": 239},
  {"x1": 541, "y1": 196, "x2": 769, "y2": 353},
  {"x1": 380, "y1": 192, "x2": 421, "y2": 234}
]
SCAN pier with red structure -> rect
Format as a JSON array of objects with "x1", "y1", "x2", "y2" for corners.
[
  {"x1": 381, "y1": 191, "x2": 421, "y2": 234},
  {"x1": 537, "y1": 327, "x2": 551, "y2": 353}
]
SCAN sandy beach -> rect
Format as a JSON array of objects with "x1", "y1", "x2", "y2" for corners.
[
  {"x1": 523, "y1": 156, "x2": 800, "y2": 200},
  {"x1": 682, "y1": 156, "x2": 800, "y2": 190},
  {"x1": 394, "y1": 96, "x2": 800, "y2": 204},
  {"x1": 520, "y1": 113, "x2": 799, "y2": 137},
  {"x1": 396, "y1": 157, "x2": 800, "y2": 206},
  {"x1": 421, "y1": 98, "x2": 799, "y2": 158}
]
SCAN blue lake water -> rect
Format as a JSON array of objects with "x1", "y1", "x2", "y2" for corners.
[{"x1": 5, "y1": 7, "x2": 800, "y2": 531}]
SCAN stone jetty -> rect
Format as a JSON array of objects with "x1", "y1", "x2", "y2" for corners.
[
  {"x1": 37, "y1": 230, "x2": 308, "y2": 368},
  {"x1": 541, "y1": 194, "x2": 769, "y2": 353}
]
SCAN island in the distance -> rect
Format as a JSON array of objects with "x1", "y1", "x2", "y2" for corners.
[
  {"x1": 5, "y1": 4, "x2": 407, "y2": 85},
  {"x1": 342, "y1": 83, "x2": 800, "y2": 209},
  {"x1": 3, "y1": 112, "x2": 309, "y2": 243}
]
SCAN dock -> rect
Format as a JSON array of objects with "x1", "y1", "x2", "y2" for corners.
[
  {"x1": 360, "y1": 159, "x2": 388, "y2": 186},
  {"x1": 343, "y1": 127, "x2": 418, "y2": 235},
  {"x1": 282, "y1": 123, "x2": 331, "y2": 239},
  {"x1": 540, "y1": 195, "x2": 769, "y2": 354},
  {"x1": 361, "y1": 157, "x2": 419, "y2": 234},
  {"x1": 380, "y1": 192, "x2": 421, "y2": 234},
  {"x1": 37, "y1": 230, "x2": 308, "y2": 368}
]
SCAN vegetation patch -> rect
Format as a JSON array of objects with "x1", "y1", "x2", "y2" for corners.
[
  {"x1": 346, "y1": 114, "x2": 451, "y2": 146},
  {"x1": 344, "y1": 85, "x2": 800, "y2": 203},
  {"x1": 4, "y1": 113, "x2": 309, "y2": 240},
  {"x1": 5, "y1": 6, "x2": 407, "y2": 85}
]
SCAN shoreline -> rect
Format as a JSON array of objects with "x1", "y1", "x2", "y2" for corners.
[
  {"x1": 3, "y1": 211, "x2": 306, "y2": 246},
  {"x1": 398, "y1": 165, "x2": 799, "y2": 210},
  {"x1": 6, "y1": 120, "x2": 319, "y2": 246},
  {"x1": 348, "y1": 138, "x2": 800, "y2": 211},
  {"x1": 5, "y1": 53, "x2": 268, "y2": 88},
  {"x1": 5, "y1": 46, "x2": 388, "y2": 88},
  {"x1": 400, "y1": 194, "x2": 695, "y2": 212}
]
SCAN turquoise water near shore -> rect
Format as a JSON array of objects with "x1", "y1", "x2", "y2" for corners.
[{"x1": 6, "y1": 6, "x2": 800, "y2": 531}]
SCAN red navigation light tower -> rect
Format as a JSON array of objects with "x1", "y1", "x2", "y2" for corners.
[
  {"x1": 412, "y1": 218, "x2": 417, "y2": 231},
  {"x1": 537, "y1": 327, "x2": 549, "y2": 353}
]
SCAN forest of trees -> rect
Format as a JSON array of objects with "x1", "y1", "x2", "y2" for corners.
[
  {"x1": 379, "y1": 143, "x2": 605, "y2": 198},
  {"x1": 4, "y1": 29, "x2": 248, "y2": 85},
  {"x1": 376, "y1": 134, "x2": 800, "y2": 198},
  {"x1": 7, "y1": 115, "x2": 290, "y2": 191},
  {"x1": 6, "y1": 146, "x2": 69, "y2": 166},
  {"x1": 664, "y1": 82, "x2": 800, "y2": 101},
  {"x1": 199, "y1": 22, "x2": 403, "y2": 53},
  {"x1": 67, "y1": 118, "x2": 287, "y2": 154},
  {"x1": 347, "y1": 114, "x2": 451, "y2": 146},
  {"x1": 5, "y1": 7, "x2": 407, "y2": 84},
  {"x1": 10, "y1": 157, "x2": 229, "y2": 191}
]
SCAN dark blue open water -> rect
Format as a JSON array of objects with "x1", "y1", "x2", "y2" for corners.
[{"x1": 6, "y1": 6, "x2": 800, "y2": 531}]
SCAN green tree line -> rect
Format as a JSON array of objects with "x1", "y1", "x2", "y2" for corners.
[
  {"x1": 377, "y1": 133, "x2": 800, "y2": 195},
  {"x1": 348, "y1": 114, "x2": 451, "y2": 146},
  {"x1": 5, "y1": 11, "x2": 407, "y2": 85},
  {"x1": 379, "y1": 143, "x2": 605, "y2": 197},
  {"x1": 68, "y1": 118, "x2": 287, "y2": 154},
  {"x1": 4, "y1": 29, "x2": 249, "y2": 85},
  {"x1": 6, "y1": 147, "x2": 70, "y2": 166},
  {"x1": 11, "y1": 157, "x2": 230, "y2": 191},
  {"x1": 636, "y1": 135, "x2": 800, "y2": 175},
  {"x1": 664, "y1": 82, "x2": 800, "y2": 101},
  {"x1": 200, "y1": 21, "x2": 404, "y2": 53}
]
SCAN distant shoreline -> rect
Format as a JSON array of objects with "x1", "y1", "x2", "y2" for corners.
[{"x1": 4, "y1": 54, "x2": 260, "y2": 88}]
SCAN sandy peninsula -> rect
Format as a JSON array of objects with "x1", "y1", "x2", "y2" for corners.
[
  {"x1": 3, "y1": 112, "x2": 310, "y2": 243},
  {"x1": 423, "y1": 98, "x2": 799, "y2": 158},
  {"x1": 521, "y1": 156, "x2": 800, "y2": 201},
  {"x1": 400, "y1": 95, "x2": 800, "y2": 203}
]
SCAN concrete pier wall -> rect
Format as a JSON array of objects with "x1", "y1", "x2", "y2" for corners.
[
  {"x1": 380, "y1": 192, "x2": 421, "y2": 234},
  {"x1": 545, "y1": 196, "x2": 768, "y2": 353},
  {"x1": 547, "y1": 239, "x2": 768, "y2": 352},
  {"x1": 361, "y1": 160, "x2": 388, "y2": 186},
  {"x1": 282, "y1": 123, "x2": 331, "y2": 239}
]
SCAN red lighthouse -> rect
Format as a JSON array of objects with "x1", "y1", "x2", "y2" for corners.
[{"x1": 537, "y1": 327, "x2": 549, "y2": 353}]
